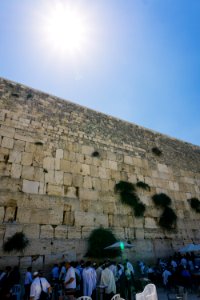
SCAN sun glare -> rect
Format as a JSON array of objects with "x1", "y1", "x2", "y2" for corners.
[{"x1": 40, "y1": 1, "x2": 89, "y2": 55}]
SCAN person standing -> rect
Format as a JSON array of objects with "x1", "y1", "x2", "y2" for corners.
[
  {"x1": 82, "y1": 261, "x2": 96, "y2": 297},
  {"x1": 64, "y1": 262, "x2": 76, "y2": 300},
  {"x1": 30, "y1": 271, "x2": 51, "y2": 300},
  {"x1": 24, "y1": 267, "x2": 32, "y2": 300},
  {"x1": 100, "y1": 262, "x2": 116, "y2": 300}
]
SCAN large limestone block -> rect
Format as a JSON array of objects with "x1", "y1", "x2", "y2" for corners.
[
  {"x1": 157, "y1": 163, "x2": 169, "y2": 173},
  {"x1": 22, "y1": 180, "x2": 39, "y2": 194},
  {"x1": 47, "y1": 184, "x2": 64, "y2": 196},
  {"x1": 63, "y1": 212, "x2": 74, "y2": 225},
  {"x1": 11, "y1": 163, "x2": 22, "y2": 178},
  {"x1": 22, "y1": 166, "x2": 34, "y2": 180},
  {"x1": 23, "y1": 224, "x2": 40, "y2": 239},
  {"x1": 83, "y1": 176, "x2": 92, "y2": 189},
  {"x1": 64, "y1": 173, "x2": 72, "y2": 186},
  {"x1": 43, "y1": 157, "x2": 55, "y2": 170},
  {"x1": 72, "y1": 174, "x2": 83, "y2": 187},
  {"x1": 135, "y1": 228, "x2": 145, "y2": 239},
  {"x1": 4, "y1": 224, "x2": 23, "y2": 239},
  {"x1": 4, "y1": 207, "x2": 16, "y2": 222},
  {"x1": 0, "y1": 207, "x2": 5, "y2": 222},
  {"x1": 99, "y1": 167, "x2": 110, "y2": 179},
  {"x1": 74, "y1": 211, "x2": 108, "y2": 227},
  {"x1": 40, "y1": 225, "x2": 54, "y2": 238},
  {"x1": 56, "y1": 149, "x2": 64, "y2": 159},
  {"x1": 25, "y1": 142, "x2": 36, "y2": 153},
  {"x1": 124, "y1": 155, "x2": 133, "y2": 165},
  {"x1": 81, "y1": 145, "x2": 94, "y2": 155},
  {"x1": 55, "y1": 225, "x2": 68, "y2": 239},
  {"x1": 0, "y1": 125, "x2": 15, "y2": 138},
  {"x1": 21, "y1": 152, "x2": 33, "y2": 166},
  {"x1": 112, "y1": 214, "x2": 129, "y2": 227},
  {"x1": 60, "y1": 159, "x2": 71, "y2": 172},
  {"x1": 49, "y1": 207, "x2": 63, "y2": 225},
  {"x1": 54, "y1": 170, "x2": 64, "y2": 185},
  {"x1": 8, "y1": 150, "x2": 21, "y2": 163},
  {"x1": 145, "y1": 217, "x2": 158, "y2": 229},
  {"x1": 14, "y1": 140, "x2": 25, "y2": 152},
  {"x1": 17, "y1": 208, "x2": 50, "y2": 224},
  {"x1": 2, "y1": 136, "x2": 14, "y2": 149},
  {"x1": 67, "y1": 227, "x2": 81, "y2": 239},
  {"x1": 81, "y1": 164, "x2": 90, "y2": 176},
  {"x1": 79, "y1": 189, "x2": 98, "y2": 201},
  {"x1": 64, "y1": 186, "x2": 77, "y2": 198},
  {"x1": 81, "y1": 226, "x2": 96, "y2": 238}
]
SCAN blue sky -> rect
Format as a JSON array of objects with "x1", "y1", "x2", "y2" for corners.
[{"x1": 0, "y1": 0, "x2": 200, "y2": 146}]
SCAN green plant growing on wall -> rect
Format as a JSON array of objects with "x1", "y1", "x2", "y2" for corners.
[
  {"x1": 136, "y1": 181, "x2": 151, "y2": 191},
  {"x1": 91, "y1": 151, "x2": 100, "y2": 157},
  {"x1": 152, "y1": 193, "x2": 171, "y2": 207},
  {"x1": 152, "y1": 147, "x2": 162, "y2": 156},
  {"x1": 3, "y1": 232, "x2": 29, "y2": 253},
  {"x1": 159, "y1": 207, "x2": 177, "y2": 230},
  {"x1": 86, "y1": 227, "x2": 120, "y2": 258},
  {"x1": 115, "y1": 181, "x2": 146, "y2": 217},
  {"x1": 152, "y1": 193, "x2": 177, "y2": 230},
  {"x1": 188, "y1": 198, "x2": 200, "y2": 213}
]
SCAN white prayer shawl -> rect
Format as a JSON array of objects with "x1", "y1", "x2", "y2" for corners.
[
  {"x1": 100, "y1": 268, "x2": 116, "y2": 294},
  {"x1": 82, "y1": 267, "x2": 96, "y2": 296}
]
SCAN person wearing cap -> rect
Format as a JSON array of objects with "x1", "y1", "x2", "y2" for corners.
[{"x1": 30, "y1": 271, "x2": 51, "y2": 300}]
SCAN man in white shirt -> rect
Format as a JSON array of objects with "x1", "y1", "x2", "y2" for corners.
[
  {"x1": 100, "y1": 263, "x2": 116, "y2": 300},
  {"x1": 64, "y1": 261, "x2": 76, "y2": 300},
  {"x1": 30, "y1": 271, "x2": 51, "y2": 300}
]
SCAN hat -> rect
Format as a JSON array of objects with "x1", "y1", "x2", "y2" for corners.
[{"x1": 33, "y1": 271, "x2": 39, "y2": 277}]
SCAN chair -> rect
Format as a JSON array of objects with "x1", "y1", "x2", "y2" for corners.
[
  {"x1": 11, "y1": 284, "x2": 21, "y2": 300},
  {"x1": 110, "y1": 294, "x2": 121, "y2": 300},
  {"x1": 135, "y1": 283, "x2": 158, "y2": 300},
  {"x1": 76, "y1": 297, "x2": 93, "y2": 300}
]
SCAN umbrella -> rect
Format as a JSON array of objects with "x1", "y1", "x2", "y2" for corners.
[
  {"x1": 179, "y1": 243, "x2": 200, "y2": 253},
  {"x1": 104, "y1": 241, "x2": 134, "y2": 250}
]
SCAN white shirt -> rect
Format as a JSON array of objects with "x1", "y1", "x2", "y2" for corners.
[
  {"x1": 64, "y1": 266, "x2": 76, "y2": 289},
  {"x1": 100, "y1": 268, "x2": 116, "y2": 294},
  {"x1": 30, "y1": 277, "x2": 50, "y2": 300}
]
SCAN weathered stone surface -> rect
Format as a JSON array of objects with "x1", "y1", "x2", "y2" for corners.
[{"x1": 0, "y1": 77, "x2": 200, "y2": 268}]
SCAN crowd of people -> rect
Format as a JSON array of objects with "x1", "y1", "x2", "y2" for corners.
[
  {"x1": 0, "y1": 259, "x2": 135, "y2": 300},
  {"x1": 0, "y1": 253, "x2": 200, "y2": 300}
]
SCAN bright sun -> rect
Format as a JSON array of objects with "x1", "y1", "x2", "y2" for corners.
[{"x1": 40, "y1": 1, "x2": 89, "y2": 55}]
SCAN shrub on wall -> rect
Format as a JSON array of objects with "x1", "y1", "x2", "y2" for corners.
[
  {"x1": 152, "y1": 193, "x2": 171, "y2": 207},
  {"x1": 3, "y1": 232, "x2": 29, "y2": 253},
  {"x1": 152, "y1": 193, "x2": 177, "y2": 230},
  {"x1": 188, "y1": 197, "x2": 200, "y2": 213},
  {"x1": 86, "y1": 227, "x2": 120, "y2": 258},
  {"x1": 115, "y1": 181, "x2": 146, "y2": 217},
  {"x1": 152, "y1": 147, "x2": 162, "y2": 156},
  {"x1": 136, "y1": 181, "x2": 151, "y2": 191},
  {"x1": 159, "y1": 207, "x2": 177, "y2": 230}
]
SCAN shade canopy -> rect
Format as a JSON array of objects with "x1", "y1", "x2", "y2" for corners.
[
  {"x1": 104, "y1": 241, "x2": 134, "y2": 250},
  {"x1": 179, "y1": 243, "x2": 200, "y2": 253}
]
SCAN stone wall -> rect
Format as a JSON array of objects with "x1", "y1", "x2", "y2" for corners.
[{"x1": 0, "y1": 77, "x2": 200, "y2": 269}]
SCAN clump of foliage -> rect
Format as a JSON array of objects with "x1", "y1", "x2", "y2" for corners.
[
  {"x1": 188, "y1": 198, "x2": 200, "y2": 213},
  {"x1": 91, "y1": 151, "x2": 100, "y2": 157},
  {"x1": 34, "y1": 141, "x2": 43, "y2": 145},
  {"x1": 3, "y1": 232, "x2": 29, "y2": 253},
  {"x1": 152, "y1": 147, "x2": 162, "y2": 156},
  {"x1": 152, "y1": 193, "x2": 177, "y2": 230},
  {"x1": 152, "y1": 193, "x2": 171, "y2": 207},
  {"x1": 27, "y1": 93, "x2": 33, "y2": 99},
  {"x1": 115, "y1": 181, "x2": 145, "y2": 217},
  {"x1": 115, "y1": 181, "x2": 135, "y2": 193},
  {"x1": 136, "y1": 181, "x2": 151, "y2": 191},
  {"x1": 86, "y1": 227, "x2": 120, "y2": 258},
  {"x1": 159, "y1": 207, "x2": 177, "y2": 230}
]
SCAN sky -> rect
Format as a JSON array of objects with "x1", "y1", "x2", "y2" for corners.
[{"x1": 0, "y1": 0, "x2": 200, "y2": 146}]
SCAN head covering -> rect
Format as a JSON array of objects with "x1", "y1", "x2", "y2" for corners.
[{"x1": 33, "y1": 271, "x2": 39, "y2": 277}]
